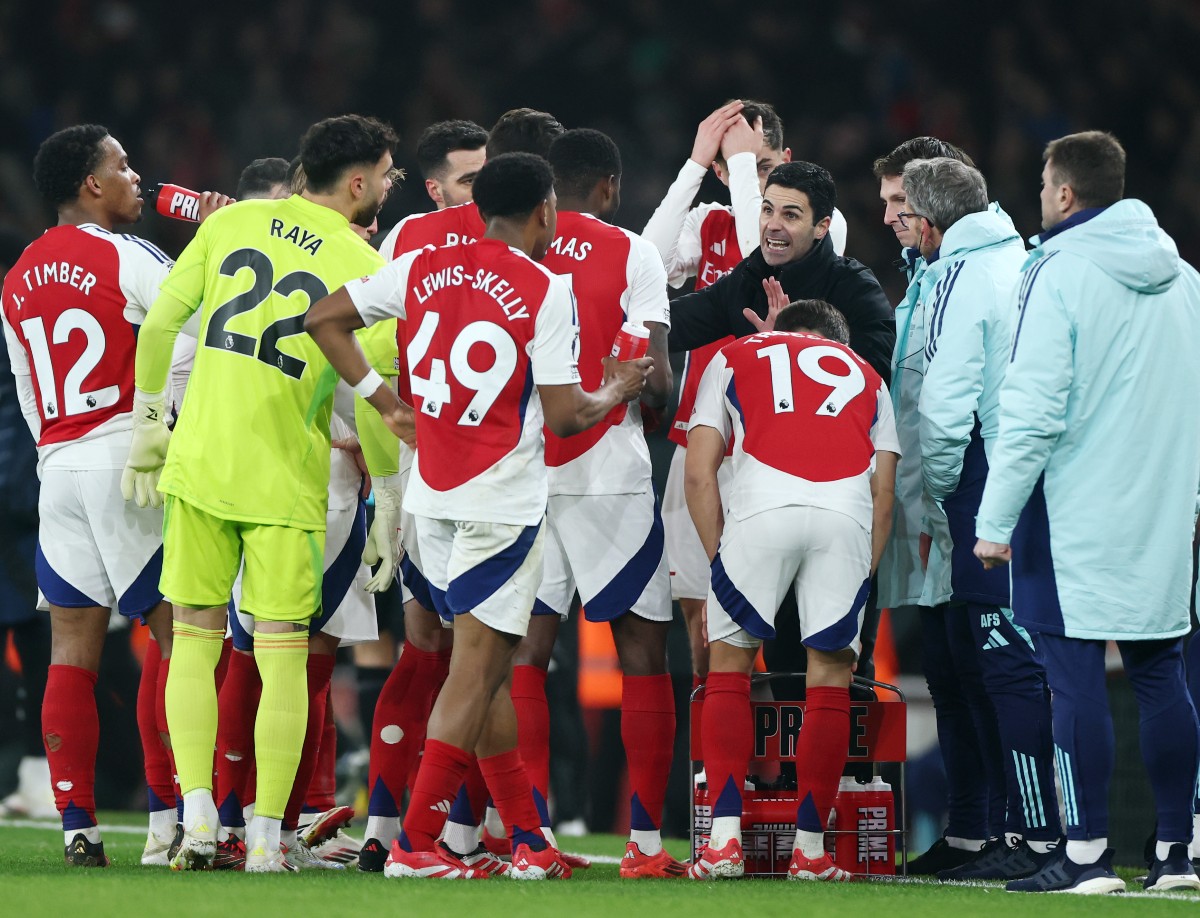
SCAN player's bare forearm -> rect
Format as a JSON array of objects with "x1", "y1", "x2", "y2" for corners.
[
  {"x1": 540, "y1": 356, "x2": 652, "y2": 437},
  {"x1": 871, "y1": 490, "x2": 894, "y2": 575},
  {"x1": 135, "y1": 290, "x2": 196, "y2": 394},
  {"x1": 870, "y1": 451, "x2": 899, "y2": 574},
  {"x1": 367, "y1": 384, "x2": 416, "y2": 450},
  {"x1": 642, "y1": 322, "x2": 672, "y2": 410},
  {"x1": 685, "y1": 426, "x2": 726, "y2": 561},
  {"x1": 306, "y1": 287, "x2": 372, "y2": 382}
]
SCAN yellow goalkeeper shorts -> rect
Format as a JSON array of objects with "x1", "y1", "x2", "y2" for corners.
[{"x1": 160, "y1": 495, "x2": 325, "y2": 622}]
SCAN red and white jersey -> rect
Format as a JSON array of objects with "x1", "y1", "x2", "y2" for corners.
[
  {"x1": 378, "y1": 202, "x2": 486, "y2": 415},
  {"x1": 1, "y1": 224, "x2": 172, "y2": 472},
  {"x1": 670, "y1": 204, "x2": 741, "y2": 448},
  {"x1": 378, "y1": 202, "x2": 485, "y2": 261},
  {"x1": 346, "y1": 237, "x2": 581, "y2": 525},
  {"x1": 541, "y1": 212, "x2": 670, "y2": 496},
  {"x1": 689, "y1": 331, "x2": 900, "y2": 530}
]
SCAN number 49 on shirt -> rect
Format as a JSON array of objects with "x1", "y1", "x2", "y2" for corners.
[{"x1": 406, "y1": 310, "x2": 516, "y2": 426}]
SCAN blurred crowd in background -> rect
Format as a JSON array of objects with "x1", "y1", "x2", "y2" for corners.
[{"x1": 0, "y1": 0, "x2": 1194, "y2": 859}]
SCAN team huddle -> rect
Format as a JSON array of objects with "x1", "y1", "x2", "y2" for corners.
[{"x1": 3, "y1": 99, "x2": 1200, "y2": 894}]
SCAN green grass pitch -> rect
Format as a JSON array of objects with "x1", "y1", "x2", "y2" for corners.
[{"x1": 1, "y1": 812, "x2": 1195, "y2": 917}]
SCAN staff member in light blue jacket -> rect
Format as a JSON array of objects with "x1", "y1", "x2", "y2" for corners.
[
  {"x1": 907, "y1": 158, "x2": 1061, "y2": 883},
  {"x1": 873, "y1": 138, "x2": 1002, "y2": 877},
  {"x1": 976, "y1": 131, "x2": 1200, "y2": 895}
]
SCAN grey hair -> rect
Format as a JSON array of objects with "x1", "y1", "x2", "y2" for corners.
[{"x1": 901, "y1": 157, "x2": 988, "y2": 231}]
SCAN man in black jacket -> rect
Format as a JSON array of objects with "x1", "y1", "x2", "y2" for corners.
[{"x1": 667, "y1": 161, "x2": 895, "y2": 383}]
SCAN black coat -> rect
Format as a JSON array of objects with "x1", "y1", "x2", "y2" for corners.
[{"x1": 666, "y1": 234, "x2": 896, "y2": 384}]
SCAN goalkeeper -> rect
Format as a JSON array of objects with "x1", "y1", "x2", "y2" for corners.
[{"x1": 123, "y1": 114, "x2": 413, "y2": 873}]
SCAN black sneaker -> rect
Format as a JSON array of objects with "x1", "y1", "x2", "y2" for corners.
[
  {"x1": 1006, "y1": 847, "x2": 1124, "y2": 894},
  {"x1": 64, "y1": 833, "x2": 109, "y2": 867},
  {"x1": 938, "y1": 837, "x2": 1060, "y2": 881},
  {"x1": 213, "y1": 836, "x2": 247, "y2": 870},
  {"x1": 358, "y1": 837, "x2": 388, "y2": 873},
  {"x1": 1144, "y1": 842, "x2": 1200, "y2": 891},
  {"x1": 906, "y1": 837, "x2": 979, "y2": 876}
]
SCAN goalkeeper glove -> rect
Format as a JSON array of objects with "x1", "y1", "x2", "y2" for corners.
[
  {"x1": 121, "y1": 388, "x2": 171, "y2": 509},
  {"x1": 363, "y1": 474, "x2": 403, "y2": 592}
]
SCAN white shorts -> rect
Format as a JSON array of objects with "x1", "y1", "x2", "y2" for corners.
[
  {"x1": 395, "y1": 444, "x2": 429, "y2": 609},
  {"x1": 707, "y1": 505, "x2": 871, "y2": 655},
  {"x1": 662, "y1": 446, "x2": 733, "y2": 601},
  {"x1": 230, "y1": 500, "x2": 378, "y2": 648},
  {"x1": 535, "y1": 489, "x2": 671, "y2": 623},
  {"x1": 414, "y1": 515, "x2": 545, "y2": 637},
  {"x1": 36, "y1": 466, "x2": 164, "y2": 620}
]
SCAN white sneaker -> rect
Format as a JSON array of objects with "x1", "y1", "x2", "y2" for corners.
[
  {"x1": 170, "y1": 831, "x2": 217, "y2": 870},
  {"x1": 245, "y1": 838, "x2": 297, "y2": 873},
  {"x1": 141, "y1": 828, "x2": 179, "y2": 866},
  {"x1": 288, "y1": 837, "x2": 345, "y2": 870},
  {"x1": 0, "y1": 757, "x2": 57, "y2": 819},
  {"x1": 555, "y1": 819, "x2": 588, "y2": 838},
  {"x1": 313, "y1": 829, "x2": 364, "y2": 865}
]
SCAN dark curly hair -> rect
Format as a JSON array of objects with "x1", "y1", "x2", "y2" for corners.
[
  {"x1": 299, "y1": 115, "x2": 398, "y2": 194},
  {"x1": 33, "y1": 124, "x2": 110, "y2": 208},
  {"x1": 473, "y1": 153, "x2": 554, "y2": 220},
  {"x1": 548, "y1": 128, "x2": 621, "y2": 200}
]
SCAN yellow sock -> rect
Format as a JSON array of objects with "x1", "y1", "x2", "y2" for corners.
[
  {"x1": 165, "y1": 621, "x2": 225, "y2": 794},
  {"x1": 252, "y1": 630, "x2": 309, "y2": 820}
]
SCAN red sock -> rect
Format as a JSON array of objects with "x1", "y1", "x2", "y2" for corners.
[
  {"x1": 406, "y1": 647, "x2": 453, "y2": 798},
  {"x1": 399, "y1": 739, "x2": 473, "y2": 851},
  {"x1": 283, "y1": 653, "x2": 336, "y2": 830},
  {"x1": 215, "y1": 650, "x2": 261, "y2": 827},
  {"x1": 793, "y1": 686, "x2": 850, "y2": 833},
  {"x1": 154, "y1": 653, "x2": 181, "y2": 813},
  {"x1": 214, "y1": 637, "x2": 233, "y2": 691},
  {"x1": 478, "y1": 748, "x2": 546, "y2": 850},
  {"x1": 367, "y1": 643, "x2": 444, "y2": 817},
  {"x1": 306, "y1": 699, "x2": 338, "y2": 811},
  {"x1": 702, "y1": 671, "x2": 751, "y2": 820},
  {"x1": 43, "y1": 664, "x2": 99, "y2": 830},
  {"x1": 622, "y1": 673, "x2": 675, "y2": 832},
  {"x1": 511, "y1": 664, "x2": 550, "y2": 812},
  {"x1": 138, "y1": 641, "x2": 175, "y2": 812},
  {"x1": 463, "y1": 758, "x2": 490, "y2": 823}
]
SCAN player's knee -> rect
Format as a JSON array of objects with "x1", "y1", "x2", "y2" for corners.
[
  {"x1": 404, "y1": 602, "x2": 448, "y2": 651},
  {"x1": 806, "y1": 646, "x2": 855, "y2": 686},
  {"x1": 612, "y1": 616, "x2": 668, "y2": 676}
]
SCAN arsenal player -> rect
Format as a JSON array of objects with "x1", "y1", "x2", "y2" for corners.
[
  {"x1": 683, "y1": 299, "x2": 899, "y2": 881},
  {"x1": 307, "y1": 152, "x2": 651, "y2": 879},
  {"x1": 642, "y1": 101, "x2": 847, "y2": 695}
]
